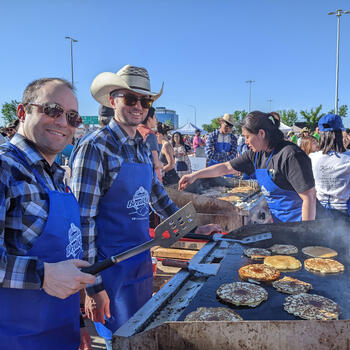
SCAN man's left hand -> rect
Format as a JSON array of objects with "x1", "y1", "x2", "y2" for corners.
[{"x1": 194, "y1": 224, "x2": 222, "y2": 235}]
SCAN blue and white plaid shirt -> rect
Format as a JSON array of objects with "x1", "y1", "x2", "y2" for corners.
[
  {"x1": 205, "y1": 129, "x2": 238, "y2": 163},
  {"x1": 70, "y1": 119, "x2": 178, "y2": 295},
  {"x1": 0, "y1": 134, "x2": 67, "y2": 290}
]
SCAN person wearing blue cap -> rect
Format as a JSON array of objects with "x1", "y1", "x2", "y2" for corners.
[{"x1": 309, "y1": 114, "x2": 350, "y2": 219}]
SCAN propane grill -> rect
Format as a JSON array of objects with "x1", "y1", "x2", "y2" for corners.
[{"x1": 114, "y1": 218, "x2": 350, "y2": 350}]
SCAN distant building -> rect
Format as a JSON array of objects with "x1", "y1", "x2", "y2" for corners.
[{"x1": 155, "y1": 107, "x2": 179, "y2": 129}]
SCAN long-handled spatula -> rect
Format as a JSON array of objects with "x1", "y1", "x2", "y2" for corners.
[{"x1": 81, "y1": 202, "x2": 198, "y2": 275}]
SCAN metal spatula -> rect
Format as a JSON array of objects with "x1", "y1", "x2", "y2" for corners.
[
  {"x1": 212, "y1": 232, "x2": 272, "y2": 244},
  {"x1": 81, "y1": 202, "x2": 198, "y2": 275}
]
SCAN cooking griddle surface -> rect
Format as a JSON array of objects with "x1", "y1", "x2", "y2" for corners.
[{"x1": 178, "y1": 234, "x2": 349, "y2": 321}]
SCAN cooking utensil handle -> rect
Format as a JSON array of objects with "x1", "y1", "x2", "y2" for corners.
[
  {"x1": 162, "y1": 259, "x2": 189, "y2": 269},
  {"x1": 81, "y1": 259, "x2": 114, "y2": 275}
]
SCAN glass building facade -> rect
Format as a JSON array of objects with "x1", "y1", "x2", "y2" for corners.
[{"x1": 155, "y1": 107, "x2": 179, "y2": 129}]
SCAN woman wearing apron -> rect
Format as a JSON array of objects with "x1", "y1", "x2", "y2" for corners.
[{"x1": 179, "y1": 111, "x2": 317, "y2": 222}]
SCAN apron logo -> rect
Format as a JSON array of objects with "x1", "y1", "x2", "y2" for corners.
[
  {"x1": 127, "y1": 186, "x2": 149, "y2": 217},
  {"x1": 66, "y1": 223, "x2": 83, "y2": 259},
  {"x1": 261, "y1": 185, "x2": 270, "y2": 197}
]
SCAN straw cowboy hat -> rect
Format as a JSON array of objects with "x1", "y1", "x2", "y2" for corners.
[
  {"x1": 91, "y1": 64, "x2": 163, "y2": 107},
  {"x1": 219, "y1": 113, "x2": 235, "y2": 126}
]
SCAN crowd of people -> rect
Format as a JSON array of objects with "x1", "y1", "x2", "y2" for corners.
[{"x1": 0, "y1": 63, "x2": 349, "y2": 350}]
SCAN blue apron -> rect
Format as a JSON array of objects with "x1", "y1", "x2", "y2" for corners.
[
  {"x1": 208, "y1": 134, "x2": 231, "y2": 167},
  {"x1": 254, "y1": 150, "x2": 303, "y2": 222},
  {"x1": 94, "y1": 126, "x2": 153, "y2": 339},
  {"x1": 0, "y1": 143, "x2": 82, "y2": 350}
]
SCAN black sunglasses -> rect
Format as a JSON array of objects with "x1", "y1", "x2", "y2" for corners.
[
  {"x1": 112, "y1": 92, "x2": 153, "y2": 109},
  {"x1": 25, "y1": 103, "x2": 82, "y2": 128}
]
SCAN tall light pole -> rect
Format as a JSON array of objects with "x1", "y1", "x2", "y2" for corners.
[
  {"x1": 267, "y1": 98, "x2": 273, "y2": 111},
  {"x1": 187, "y1": 104, "x2": 197, "y2": 126},
  {"x1": 328, "y1": 9, "x2": 350, "y2": 114},
  {"x1": 246, "y1": 80, "x2": 255, "y2": 112},
  {"x1": 65, "y1": 36, "x2": 78, "y2": 87}
]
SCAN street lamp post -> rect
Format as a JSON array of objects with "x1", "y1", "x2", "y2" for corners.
[
  {"x1": 328, "y1": 9, "x2": 350, "y2": 114},
  {"x1": 267, "y1": 98, "x2": 273, "y2": 111},
  {"x1": 187, "y1": 104, "x2": 197, "y2": 126},
  {"x1": 65, "y1": 36, "x2": 78, "y2": 87},
  {"x1": 246, "y1": 80, "x2": 255, "y2": 112}
]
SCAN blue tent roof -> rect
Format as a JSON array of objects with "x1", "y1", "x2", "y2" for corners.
[{"x1": 172, "y1": 122, "x2": 203, "y2": 135}]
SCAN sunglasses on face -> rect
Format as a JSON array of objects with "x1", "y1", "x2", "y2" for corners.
[
  {"x1": 112, "y1": 92, "x2": 153, "y2": 109},
  {"x1": 25, "y1": 103, "x2": 82, "y2": 128}
]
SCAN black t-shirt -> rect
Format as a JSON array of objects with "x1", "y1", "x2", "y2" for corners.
[{"x1": 229, "y1": 140, "x2": 315, "y2": 193}]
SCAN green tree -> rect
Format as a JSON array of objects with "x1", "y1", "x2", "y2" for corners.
[
  {"x1": 231, "y1": 110, "x2": 247, "y2": 134},
  {"x1": 327, "y1": 104, "x2": 348, "y2": 118},
  {"x1": 1, "y1": 100, "x2": 19, "y2": 125},
  {"x1": 299, "y1": 105, "x2": 325, "y2": 131},
  {"x1": 277, "y1": 109, "x2": 298, "y2": 127},
  {"x1": 164, "y1": 119, "x2": 174, "y2": 129},
  {"x1": 202, "y1": 117, "x2": 220, "y2": 133}
]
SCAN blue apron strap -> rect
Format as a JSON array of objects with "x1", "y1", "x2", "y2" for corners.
[
  {"x1": 254, "y1": 152, "x2": 258, "y2": 169},
  {"x1": 7, "y1": 143, "x2": 50, "y2": 191},
  {"x1": 265, "y1": 149, "x2": 275, "y2": 167},
  {"x1": 255, "y1": 149, "x2": 275, "y2": 169}
]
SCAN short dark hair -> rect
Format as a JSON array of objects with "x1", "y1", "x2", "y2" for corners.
[
  {"x1": 141, "y1": 107, "x2": 155, "y2": 125},
  {"x1": 22, "y1": 78, "x2": 75, "y2": 113},
  {"x1": 241, "y1": 111, "x2": 284, "y2": 149},
  {"x1": 319, "y1": 130, "x2": 345, "y2": 154},
  {"x1": 157, "y1": 122, "x2": 170, "y2": 135}
]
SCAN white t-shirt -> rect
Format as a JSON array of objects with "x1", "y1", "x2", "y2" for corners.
[{"x1": 309, "y1": 150, "x2": 350, "y2": 210}]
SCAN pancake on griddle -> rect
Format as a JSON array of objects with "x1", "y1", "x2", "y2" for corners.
[
  {"x1": 302, "y1": 246, "x2": 338, "y2": 258},
  {"x1": 272, "y1": 276, "x2": 312, "y2": 294},
  {"x1": 216, "y1": 282, "x2": 268, "y2": 307},
  {"x1": 304, "y1": 258, "x2": 344, "y2": 274},
  {"x1": 244, "y1": 248, "x2": 271, "y2": 260},
  {"x1": 269, "y1": 244, "x2": 298, "y2": 255},
  {"x1": 284, "y1": 293, "x2": 340, "y2": 320},
  {"x1": 264, "y1": 255, "x2": 301, "y2": 270},
  {"x1": 238, "y1": 264, "x2": 280, "y2": 282},
  {"x1": 184, "y1": 307, "x2": 243, "y2": 321}
]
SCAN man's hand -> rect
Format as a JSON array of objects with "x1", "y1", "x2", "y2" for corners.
[
  {"x1": 195, "y1": 224, "x2": 222, "y2": 236},
  {"x1": 178, "y1": 173, "x2": 196, "y2": 190},
  {"x1": 43, "y1": 260, "x2": 95, "y2": 299},
  {"x1": 85, "y1": 290, "x2": 111, "y2": 324}
]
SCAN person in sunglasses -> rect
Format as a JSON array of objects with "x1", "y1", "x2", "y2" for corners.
[
  {"x1": 0, "y1": 78, "x2": 96, "y2": 349},
  {"x1": 205, "y1": 113, "x2": 238, "y2": 167},
  {"x1": 70, "y1": 64, "x2": 221, "y2": 350}
]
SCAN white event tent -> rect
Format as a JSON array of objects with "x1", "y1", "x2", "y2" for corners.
[{"x1": 171, "y1": 122, "x2": 203, "y2": 135}]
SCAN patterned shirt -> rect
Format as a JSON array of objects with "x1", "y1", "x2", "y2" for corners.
[
  {"x1": 70, "y1": 119, "x2": 178, "y2": 295},
  {"x1": 205, "y1": 129, "x2": 238, "y2": 163},
  {"x1": 0, "y1": 134, "x2": 66, "y2": 290}
]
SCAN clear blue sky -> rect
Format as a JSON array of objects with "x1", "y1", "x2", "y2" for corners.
[{"x1": 1, "y1": 0, "x2": 350, "y2": 127}]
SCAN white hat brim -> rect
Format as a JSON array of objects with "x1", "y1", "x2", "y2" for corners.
[{"x1": 91, "y1": 72, "x2": 163, "y2": 107}]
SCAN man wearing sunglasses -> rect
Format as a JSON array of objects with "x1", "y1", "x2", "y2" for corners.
[
  {"x1": 205, "y1": 113, "x2": 238, "y2": 167},
  {"x1": 0, "y1": 78, "x2": 96, "y2": 349},
  {"x1": 70, "y1": 65, "x2": 221, "y2": 349}
]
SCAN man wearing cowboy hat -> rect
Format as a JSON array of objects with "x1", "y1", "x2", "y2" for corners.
[
  {"x1": 205, "y1": 113, "x2": 238, "y2": 167},
  {"x1": 70, "y1": 64, "x2": 220, "y2": 349}
]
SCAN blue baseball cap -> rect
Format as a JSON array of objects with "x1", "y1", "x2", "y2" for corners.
[{"x1": 318, "y1": 114, "x2": 345, "y2": 132}]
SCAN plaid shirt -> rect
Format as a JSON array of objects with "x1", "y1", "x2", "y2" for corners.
[
  {"x1": 70, "y1": 119, "x2": 178, "y2": 295},
  {"x1": 0, "y1": 134, "x2": 66, "y2": 290},
  {"x1": 205, "y1": 129, "x2": 238, "y2": 163}
]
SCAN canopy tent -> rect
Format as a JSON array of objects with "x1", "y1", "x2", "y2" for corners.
[
  {"x1": 171, "y1": 122, "x2": 203, "y2": 135},
  {"x1": 279, "y1": 121, "x2": 292, "y2": 133}
]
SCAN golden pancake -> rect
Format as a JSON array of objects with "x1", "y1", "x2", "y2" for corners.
[
  {"x1": 184, "y1": 307, "x2": 243, "y2": 321},
  {"x1": 272, "y1": 276, "x2": 312, "y2": 294},
  {"x1": 302, "y1": 246, "x2": 338, "y2": 258},
  {"x1": 264, "y1": 255, "x2": 302, "y2": 270},
  {"x1": 304, "y1": 258, "x2": 344, "y2": 274},
  {"x1": 244, "y1": 248, "x2": 271, "y2": 260},
  {"x1": 238, "y1": 264, "x2": 280, "y2": 282},
  {"x1": 216, "y1": 282, "x2": 268, "y2": 307},
  {"x1": 284, "y1": 293, "x2": 340, "y2": 320},
  {"x1": 269, "y1": 244, "x2": 298, "y2": 255}
]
